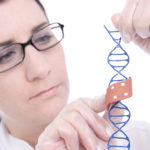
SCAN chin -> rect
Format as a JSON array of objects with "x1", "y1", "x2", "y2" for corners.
[
  {"x1": 26, "y1": 83, "x2": 69, "y2": 126},
  {"x1": 34, "y1": 94, "x2": 68, "y2": 125}
]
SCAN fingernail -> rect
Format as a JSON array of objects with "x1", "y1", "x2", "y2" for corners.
[
  {"x1": 123, "y1": 33, "x2": 131, "y2": 43},
  {"x1": 106, "y1": 126, "x2": 114, "y2": 137},
  {"x1": 97, "y1": 145, "x2": 102, "y2": 150},
  {"x1": 93, "y1": 96, "x2": 101, "y2": 100},
  {"x1": 94, "y1": 94, "x2": 105, "y2": 100}
]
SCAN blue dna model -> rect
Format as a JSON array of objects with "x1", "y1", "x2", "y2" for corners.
[{"x1": 104, "y1": 25, "x2": 131, "y2": 149}]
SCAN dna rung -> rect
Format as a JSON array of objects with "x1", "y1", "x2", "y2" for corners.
[
  {"x1": 104, "y1": 25, "x2": 131, "y2": 149},
  {"x1": 108, "y1": 101, "x2": 131, "y2": 149}
]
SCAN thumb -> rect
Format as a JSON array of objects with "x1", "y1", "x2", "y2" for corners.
[
  {"x1": 111, "y1": 13, "x2": 121, "y2": 30},
  {"x1": 80, "y1": 94, "x2": 107, "y2": 113},
  {"x1": 103, "y1": 102, "x2": 125, "y2": 130}
]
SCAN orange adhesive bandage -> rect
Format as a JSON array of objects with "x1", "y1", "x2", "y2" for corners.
[{"x1": 106, "y1": 77, "x2": 132, "y2": 105}]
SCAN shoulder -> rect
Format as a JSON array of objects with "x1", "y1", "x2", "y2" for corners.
[
  {"x1": 0, "y1": 120, "x2": 7, "y2": 150},
  {"x1": 0, "y1": 120, "x2": 34, "y2": 150}
]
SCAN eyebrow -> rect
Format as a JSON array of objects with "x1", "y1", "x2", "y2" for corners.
[
  {"x1": 31, "y1": 21, "x2": 49, "y2": 34},
  {"x1": 0, "y1": 21, "x2": 49, "y2": 47}
]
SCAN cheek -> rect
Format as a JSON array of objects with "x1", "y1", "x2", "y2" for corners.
[
  {"x1": 47, "y1": 44, "x2": 69, "y2": 86},
  {"x1": 0, "y1": 71, "x2": 28, "y2": 116},
  {"x1": 0, "y1": 73, "x2": 24, "y2": 100},
  {"x1": 0, "y1": 45, "x2": 70, "y2": 123},
  {"x1": 51, "y1": 47, "x2": 70, "y2": 99}
]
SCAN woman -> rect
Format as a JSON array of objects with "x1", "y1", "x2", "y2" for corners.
[
  {"x1": 0, "y1": 0, "x2": 113, "y2": 149},
  {"x1": 0, "y1": 0, "x2": 150, "y2": 150}
]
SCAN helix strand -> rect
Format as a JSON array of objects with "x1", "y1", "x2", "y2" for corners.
[{"x1": 104, "y1": 25, "x2": 131, "y2": 150}]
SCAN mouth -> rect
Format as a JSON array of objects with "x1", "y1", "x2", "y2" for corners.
[{"x1": 29, "y1": 84, "x2": 60, "y2": 100}]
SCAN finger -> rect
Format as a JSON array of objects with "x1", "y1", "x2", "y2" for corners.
[
  {"x1": 78, "y1": 100, "x2": 113, "y2": 141},
  {"x1": 133, "y1": 34, "x2": 150, "y2": 53},
  {"x1": 36, "y1": 119, "x2": 79, "y2": 150},
  {"x1": 36, "y1": 138, "x2": 66, "y2": 150},
  {"x1": 64, "y1": 111, "x2": 98, "y2": 150},
  {"x1": 79, "y1": 95, "x2": 106, "y2": 113},
  {"x1": 57, "y1": 120, "x2": 79, "y2": 150},
  {"x1": 112, "y1": 0, "x2": 139, "y2": 43},
  {"x1": 133, "y1": 0, "x2": 150, "y2": 39},
  {"x1": 97, "y1": 138, "x2": 107, "y2": 150},
  {"x1": 112, "y1": 13, "x2": 121, "y2": 30},
  {"x1": 36, "y1": 141, "x2": 66, "y2": 150},
  {"x1": 58, "y1": 95, "x2": 106, "y2": 117},
  {"x1": 79, "y1": 144, "x2": 87, "y2": 150},
  {"x1": 103, "y1": 102, "x2": 125, "y2": 132},
  {"x1": 63, "y1": 96, "x2": 113, "y2": 141}
]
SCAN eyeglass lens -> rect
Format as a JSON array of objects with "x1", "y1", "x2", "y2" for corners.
[{"x1": 0, "y1": 23, "x2": 63, "y2": 73}]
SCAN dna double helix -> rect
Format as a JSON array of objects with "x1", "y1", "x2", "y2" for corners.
[{"x1": 104, "y1": 25, "x2": 131, "y2": 149}]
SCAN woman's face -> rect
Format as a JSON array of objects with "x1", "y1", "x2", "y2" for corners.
[{"x1": 0, "y1": 0, "x2": 69, "y2": 126}]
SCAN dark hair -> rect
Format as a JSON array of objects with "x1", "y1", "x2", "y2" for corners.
[
  {"x1": 36, "y1": 0, "x2": 48, "y2": 19},
  {"x1": 36, "y1": 0, "x2": 46, "y2": 14},
  {"x1": 0, "y1": 0, "x2": 47, "y2": 121},
  {"x1": 0, "y1": 0, "x2": 46, "y2": 13},
  {"x1": 0, "y1": 0, "x2": 48, "y2": 19}
]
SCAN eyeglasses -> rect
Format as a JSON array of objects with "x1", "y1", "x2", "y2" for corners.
[{"x1": 0, "y1": 22, "x2": 64, "y2": 73}]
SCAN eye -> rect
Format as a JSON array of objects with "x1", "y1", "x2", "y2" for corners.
[
  {"x1": 0, "y1": 50, "x2": 16, "y2": 64},
  {"x1": 34, "y1": 34, "x2": 52, "y2": 44}
]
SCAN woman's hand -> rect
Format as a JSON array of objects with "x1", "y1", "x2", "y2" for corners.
[
  {"x1": 112, "y1": 0, "x2": 150, "y2": 54},
  {"x1": 35, "y1": 95, "x2": 114, "y2": 150}
]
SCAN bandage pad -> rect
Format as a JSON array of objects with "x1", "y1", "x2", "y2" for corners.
[{"x1": 106, "y1": 77, "x2": 132, "y2": 105}]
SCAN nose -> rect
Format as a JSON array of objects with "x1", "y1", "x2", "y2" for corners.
[{"x1": 24, "y1": 45, "x2": 51, "y2": 81}]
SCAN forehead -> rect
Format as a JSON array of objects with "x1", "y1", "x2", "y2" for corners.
[{"x1": 0, "y1": 0, "x2": 48, "y2": 42}]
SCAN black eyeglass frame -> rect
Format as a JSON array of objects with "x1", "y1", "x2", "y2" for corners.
[{"x1": 0, "y1": 22, "x2": 64, "y2": 73}]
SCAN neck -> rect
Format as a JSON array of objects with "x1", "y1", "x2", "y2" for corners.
[{"x1": 3, "y1": 119, "x2": 48, "y2": 148}]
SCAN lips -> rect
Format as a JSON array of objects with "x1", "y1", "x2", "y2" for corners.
[{"x1": 29, "y1": 84, "x2": 59, "y2": 100}]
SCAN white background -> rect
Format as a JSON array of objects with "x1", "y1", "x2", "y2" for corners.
[{"x1": 41, "y1": 0, "x2": 150, "y2": 122}]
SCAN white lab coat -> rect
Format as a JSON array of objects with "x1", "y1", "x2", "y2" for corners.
[
  {"x1": 0, "y1": 120, "x2": 150, "y2": 150},
  {"x1": 123, "y1": 120, "x2": 150, "y2": 150},
  {"x1": 0, "y1": 120, "x2": 33, "y2": 150}
]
